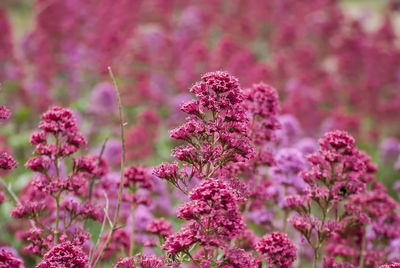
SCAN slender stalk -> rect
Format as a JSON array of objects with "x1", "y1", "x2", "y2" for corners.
[
  {"x1": 312, "y1": 247, "x2": 319, "y2": 268},
  {"x1": 89, "y1": 192, "x2": 110, "y2": 266},
  {"x1": 87, "y1": 138, "x2": 109, "y2": 201},
  {"x1": 54, "y1": 193, "x2": 61, "y2": 244},
  {"x1": 129, "y1": 202, "x2": 136, "y2": 256},
  {"x1": 0, "y1": 178, "x2": 36, "y2": 228},
  {"x1": 84, "y1": 138, "x2": 109, "y2": 230},
  {"x1": 92, "y1": 67, "x2": 126, "y2": 268},
  {"x1": 53, "y1": 135, "x2": 61, "y2": 245},
  {"x1": 359, "y1": 224, "x2": 367, "y2": 268},
  {"x1": 185, "y1": 250, "x2": 200, "y2": 267},
  {"x1": 282, "y1": 210, "x2": 289, "y2": 232}
]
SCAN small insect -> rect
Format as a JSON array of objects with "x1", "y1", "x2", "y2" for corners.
[{"x1": 339, "y1": 186, "x2": 347, "y2": 196}]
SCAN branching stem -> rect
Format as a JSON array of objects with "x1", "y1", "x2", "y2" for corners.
[{"x1": 92, "y1": 67, "x2": 126, "y2": 267}]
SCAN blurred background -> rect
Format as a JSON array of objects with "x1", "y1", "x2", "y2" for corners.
[{"x1": 1, "y1": 0, "x2": 400, "y2": 196}]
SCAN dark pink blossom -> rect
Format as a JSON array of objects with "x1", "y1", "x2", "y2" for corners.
[
  {"x1": 256, "y1": 232, "x2": 297, "y2": 268},
  {"x1": 0, "y1": 151, "x2": 16, "y2": 170},
  {"x1": 0, "y1": 248, "x2": 25, "y2": 268},
  {"x1": 220, "y1": 248, "x2": 260, "y2": 268},
  {"x1": 146, "y1": 218, "x2": 173, "y2": 237},
  {"x1": 124, "y1": 165, "x2": 151, "y2": 189},
  {"x1": 0, "y1": 106, "x2": 11, "y2": 120},
  {"x1": 114, "y1": 254, "x2": 164, "y2": 268},
  {"x1": 380, "y1": 264, "x2": 400, "y2": 268},
  {"x1": 36, "y1": 241, "x2": 88, "y2": 268}
]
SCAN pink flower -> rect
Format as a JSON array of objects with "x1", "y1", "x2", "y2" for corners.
[
  {"x1": 114, "y1": 254, "x2": 164, "y2": 268},
  {"x1": 161, "y1": 224, "x2": 196, "y2": 254},
  {"x1": 256, "y1": 232, "x2": 297, "y2": 268},
  {"x1": 152, "y1": 162, "x2": 179, "y2": 183},
  {"x1": 25, "y1": 156, "x2": 51, "y2": 172},
  {"x1": 124, "y1": 165, "x2": 151, "y2": 189},
  {"x1": 0, "y1": 151, "x2": 16, "y2": 170},
  {"x1": 0, "y1": 106, "x2": 11, "y2": 120},
  {"x1": 146, "y1": 218, "x2": 173, "y2": 237},
  {"x1": 0, "y1": 248, "x2": 25, "y2": 268},
  {"x1": 380, "y1": 263, "x2": 400, "y2": 268},
  {"x1": 220, "y1": 248, "x2": 260, "y2": 267},
  {"x1": 36, "y1": 241, "x2": 88, "y2": 268},
  {"x1": 244, "y1": 82, "x2": 281, "y2": 144}
]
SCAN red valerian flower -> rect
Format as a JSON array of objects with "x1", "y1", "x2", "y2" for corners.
[
  {"x1": 0, "y1": 106, "x2": 11, "y2": 120},
  {"x1": 146, "y1": 218, "x2": 173, "y2": 238},
  {"x1": 36, "y1": 241, "x2": 88, "y2": 268},
  {"x1": 0, "y1": 248, "x2": 25, "y2": 268},
  {"x1": 380, "y1": 264, "x2": 400, "y2": 268},
  {"x1": 0, "y1": 151, "x2": 16, "y2": 170},
  {"x1": 256, "y1": 232, "x2": 297, "y2": 268},
  {"x1": 114, "y1": 254, "x2": 164, "y2": 268}
]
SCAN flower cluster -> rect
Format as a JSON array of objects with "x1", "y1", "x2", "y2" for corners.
[
  {"x1": 9, "y1": 106, "x2": 108, "y2": 260},
  {"x1": 36, "y1": 241, "x2": 88, "y2": 268},
  {"x1": 286, "y1": 130, "x2": 372, "y2": 265},
  {"x1": 256, "y1": 232, "x2": 297, "y2": 268},
  {"x1": 0, "y1": 104, "x2": 16, "y2": 205},
  {"x1": 164, "y1": 178, "x2": 245, "y2": 254},
  {"x1": 114, "y1": 254, "x2": 164, "y2": 268},
  {"x1": 155, "y1": 71, "x2": 254, "y2": 186},
  {"x1": 0, "y1": 248, "x2": 24, "y2": 268},
  {"x1": 0, "y1": 106, "x2": 11, "y2": 120}
]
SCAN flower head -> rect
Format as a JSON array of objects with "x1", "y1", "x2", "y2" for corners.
[
  {"x1": 0, "y1": 106, "x2": 11, "y2": 120},
  {"x1": 0, "y1": 248, "x2": 25, "y2": 268},
  {"x1": 36, "y1": 241, "x2": 88, "y2": 268},
  {"x1": 0, "y1": 152, "x2": 16, "y2": 170},
  {"x1": 256, "y1": 232, "x2": 297, "y2": 268}
]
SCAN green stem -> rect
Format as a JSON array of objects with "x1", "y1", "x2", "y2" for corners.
[
  {"x1": 87, "y1": 138, "x2": 109, "y2": 201},
  {"x1": 312, "y1": 247, "x2": 319, "y2": 268},
  {"x1": 282, "y1": 210, "x2": 289, "y2": 232},
  {"x1": 54, "y1": 193, "x2": 61, "y2": 245},
  {"x1": 129, "y1": 202, "x2": 136, "y2": 256},
  {"x1": 92, "y1": 67, "x2": 126, "y2": 268},
  {"x1": 0, "y1": 178, "x2": 37, "y2": 228}
]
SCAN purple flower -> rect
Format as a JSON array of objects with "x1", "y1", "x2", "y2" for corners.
[
  {"x1": 380, "y1": 138, "x2": 400, "y2": 163},
  {"x1": 269, "y1": 148, "x2": 307, "y2": 191},
  {"x1": 295, "y1": 137, "x2": 318, "y2": 156},
  {"x1": 276, "y1": 114, "x2": 301, "y2": 146},
  {"x1": 88, "y1": 82, "x2": 117, "y2": 116}
]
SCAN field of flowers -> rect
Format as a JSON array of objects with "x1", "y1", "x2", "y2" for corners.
[{"x1": 1, "y1": 0, "x2": 400, "y2": 267}]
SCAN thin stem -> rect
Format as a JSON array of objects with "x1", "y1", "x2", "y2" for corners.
[
  {"x1": 53, "y1": 135, "x2": 62, "y2": 245},
  {"x1": 185, "y1": 251, "x2": 200, "y2": 267},
  {"x1": 312, "y1": 247, "x2": 319, "y2": 268},
  {"x1": 92, "y1": 67, "x2": 126, "y2": 268},
  {"x1": 129, "y1": 202, "x2": 136, "y2": 256},
  {"x1": 282, "y1": 210, "x2": 289, "y2": 232},
  {"x1": 55, "y1": 135, "x2": 60, "y2": 178},
  {"x1": 54, "y1": 193, "x2": 61, "y2": 245},
  {"x1": 87, "y1": 138, "x2": 109, "y2": 201},
  {"x1": 0, "y1": 178, "x2": 37, "y2": 228},
  {"x1": 359, "y1": 224, "x2": 367, "y2": 268},
  {"x1": 84, "y1": 138, "x2": 109, "y2": 230},
  {"x1": 89, "y1": 192, "x2": 110, "y2": 266}
]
